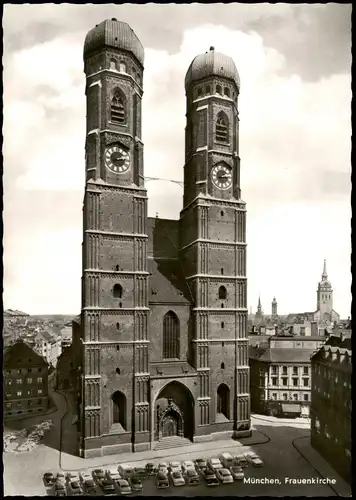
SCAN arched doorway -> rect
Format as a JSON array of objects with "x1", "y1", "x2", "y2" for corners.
[
  {"x1": 155, "y1": 381, "x2": 194, "y2": 441},
  {"x1": 217, "y1": 383, "x2": 230, "y2": 419},
  {"x1": 111, "y1": 391, "x2": 126, "y2": 430}
]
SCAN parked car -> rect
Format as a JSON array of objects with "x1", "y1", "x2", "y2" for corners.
[
  {"x1": 216, "y1": 467, "x2": 234, "y2": 484},
  {"x1": 186, "y1": 469, "x2": 200, "y2": 485},
  {"x1": 79, "y1": 471, "x2": 92, "y2": 483},
  {"x1": 53, "y1": 481, "x2": 67, "y2": 497},
  {"x1": 207, "y1": 458, "x2": 223, "y2": 471},
  {"x1": 82, "y1": 479, "x2": 98, "y2": 496},
  {"x1": 92, "y1": 468, "x2": 106, "y2": 485},
  {"x1": 246, "y1": 453, "x2": 264, "y2": 467},
  {"x1": 234, "y1": 455, "x2": 248, "y2": 468},
  {"x1": 106, "y1": 467, "x2": 121, "y2": 482},
  {"x1": 129, "y1": 475, "x2": 143, "y2": 492},
  {"x1": 169, "y1": 461, "x2": 182, "y2": 473},
  {"x1": 230, "y1": 466, "x2": 245, "y2": 481},
  {"x1": 203, "y1": 469, "x2": 219, "y2": 487},
  {"x1": 101, "y1": 479, "x2": 116, "y2": 495},
  {"x1": 66, "y1": 472, "x2": 79, "y2": 483},
  {"x1": 182, "y1": 460, "x2": 196, "y2": 474},
  {"x1": 157, "y1": 463, "x2": 169, "y2": 475},
  {"x1": 170, "y1": 471, "x2": 185, "y2": 487},
  {"x1": 134, "y1": 467, "x2": 147, "y2": 479},
  {"x1": 68, "y1": 481, "x2": 83, "y2": 496},
  {"x1": 114, "y1": 479, "x2": 132, "y2": 495},
  {"x1": 194, "y1": 458, "x2": 207, "y2": 471},
  {"x1": 156, "y1": 472, "x2": 169, "y2": 489},
  {"x1": 56, "y1": 473, "x2": 66, "y2": 484},
  {"x1": 43, "y1": 472, "x2": 55, "y2": 487},
  {"x1": 145, "y1": 463, "x2": 155, "y2": 476},
  {"x1": 118, "y1": 464, "x2": 135, "y2": 480},
  {"x1": 219, "y1": 452, "x2": 234, "y2": 469}
]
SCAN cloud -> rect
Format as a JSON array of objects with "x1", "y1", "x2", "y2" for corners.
[{"x1": 3, "y1": 20, "x2": 351, "y2": 317}]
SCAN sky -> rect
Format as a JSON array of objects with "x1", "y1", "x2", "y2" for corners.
[{"x1": 3, "y1": 4, "x2": 352, "y2": 317}]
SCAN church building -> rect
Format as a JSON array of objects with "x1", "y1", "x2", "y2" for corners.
[{"x1": 72, "y1": 18, "x2": 250, "y2": 458}]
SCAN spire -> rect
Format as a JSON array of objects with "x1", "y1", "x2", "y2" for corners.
[
  {"x1": 257, "y1": 296, "x2": 262, "y2": 311},
  {"x1": 322, "y1": 259, "x2": 328, "y2": 280}
]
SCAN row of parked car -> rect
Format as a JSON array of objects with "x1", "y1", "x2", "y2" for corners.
[{"x1": 43, "y1": 450, "x2": 264, "y2": 495}]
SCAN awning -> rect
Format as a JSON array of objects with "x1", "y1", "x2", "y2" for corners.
[{"x1": 281, "y1": 404, "x2": 301, "y2": 413}]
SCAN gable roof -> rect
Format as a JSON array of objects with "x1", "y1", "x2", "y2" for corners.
[
  {"x1": 250, "y1": 346, "x2": 315, "y2": 363},
  {"x1": 4, "y1": 340, "x2": 47, "y2": 367}
]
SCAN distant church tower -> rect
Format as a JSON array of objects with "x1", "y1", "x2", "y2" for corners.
[
  {"x1": 316, "y1": 259, "x2": 334, "y2": 325},
  {"x1": 271, "y1": 297, "x2": 278, "y2": 317},
  {"x1": 255, "y1": 296, "x2": 264, "y2": 324}
]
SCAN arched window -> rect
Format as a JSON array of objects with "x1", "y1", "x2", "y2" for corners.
[
  {"x1": 112, "y1": 391, "x2": 126, "y2": 429},
  {"x1": 217, "y1": 383, "x2": 230, "y2": 419},
  {"x1": 197, "y1": 87, "x2": 202, "y2": 97},
  {"x1": 216, "y1": 112, "x2": 229, "y2": 143},
  {"x1": 111, "y1": 93, "x2": 125, "y2": 124},
  {"x1": 116, "y1": 367, "x2": 121, "y2": 375},
  {"x1": 206, "y1": 85, "x2": 211, "y2": 94},
  {"x1": 221, "y1": 210, "x2": 224, "y2": 216},
  {"x1": 221, "y1": 303, "x2": 224, "y2": 308},
  {"x1": 115, "y1": 265, "x2": 120, "y2": 271},
  {"x1": 221, "y1": 268, "x2": 224, "y2": 275},
  {"x1": 113, "y1": 284, "x2": 123, "y2": 298},
  {"x1": 221, "y1": 362, "x2": 225, "y2": 369},
  {"x1": 219, "y1": 286, "x2": 227, "y2": 300},
  {"x1": 224, "y1": 87, "x2": 230, "y2": 97},
  {"x1": 221, "y1": 321, "x2": 225, "y2": 329},
  {"x1": 116, "y1": 323, "x2": 120, "y2": 330},
  {"x1": 119, "y1": 61, "x2": 127, "y2": 73},
  {"x1": 216, "y1": 85, "x2": 222, "y2": 95},
  {"x1": 109, "y1": 59, "x2": 116, "y2": 70},
  {"x1": 163, "y1": 311, "x2": 180, "y2": 359}
]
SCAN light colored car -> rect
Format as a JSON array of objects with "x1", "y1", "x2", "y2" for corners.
[
  {"x1": 207, "y1": 458, "x2": 223, "y2": 470},
  {"x1": 216, "y1": 467, "x2": 234, "y2": 484},
  {"x1": 170, "y1": 471, "x2": 185, "y2": 487},
  {"x1": 182, "y1": 460, "x2": 196, "y2": 474},
  {"x1": 169, "y1": 461, "x2": 182, "y2": 473},
  {"x1": 53, "y1": 481, "x2": 67, "y2": 497},
  {"x1": 66, "y1": 472, "x2": 80, "y2": 483},
  {"x1": 79, "y1": 471, "x2": 92, "y2": 483},
  {"x1": 92, "y1": 469, "x2": 105, "y2": 485},
  {"x1": 106, "y1": 467, "x2": 121, "y2": 481},
  {"x1": 157, "y1": 463, "x2": 169, "y2": 475},
  {"x1": 247, "y1": 454, "x2": 264, "y2": 467},
  {"x1": 115, "y1": 479, "x2": 132, "y2": 495},
  {"x1": 118, "y1": 464, "x2": 135, "y2": 479},
  {"x1": 56, "y1": 473, "x2": 66, "y2": 484},
  {"x1": 194, "y1": 458, "x2": 207, "y2": 471},
  {"x1": 156, "y1": 472, "x2": 169, "y2": 489},
  {"x1": 219, "y1": 452, "x2": 234, "y2": 469},
  {"x1": 230, "y1": 466, "x2": 245, "y2": 480},
  {"x1": 234, "y1": 455, "x2": 248, "y2": 468}
]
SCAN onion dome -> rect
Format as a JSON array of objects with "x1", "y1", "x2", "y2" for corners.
[
  {"x1": 84, "y1": 18, "x2": 144, "y2": 66},
  {"x1": 185, "y1": 46, "x2": 240, "y2": 91}
]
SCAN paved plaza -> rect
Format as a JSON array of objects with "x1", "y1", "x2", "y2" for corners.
[{"x1": 4, "y1": 391, "x2": 351, "y2": 497}]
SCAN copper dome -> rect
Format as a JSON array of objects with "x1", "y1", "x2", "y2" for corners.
[
  {"x1": 84, "y1": 19, "x2": 144, "y2": 66},
  {"x1": 185, "y1": 48, "x2": 240, "y2": 91}
]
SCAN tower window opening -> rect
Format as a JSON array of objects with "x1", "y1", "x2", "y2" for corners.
[
  {"x1": 119, "y1": 61, "x2": 127, "y2": 73},
  {"x1": 224, "y1": 87, "x2": 230, "y2": 97},
  {"x1": 216, "y1": 85, "x2": 222, "y2": 95},
  {"x1": 219, "y1": 286, "x2": 227, "y2": 300},
  {"x1": 197, "y1": 87, "x2": 202, "y2": 97},
  {"x1": 221, "y1": 362, "x2": 225, "y2": 369},
  {"x1": 221, "y1": 321, "x2": 225, "y2": 329},
  {"x1": 216, "y1": 113, "x2": 229, "y2": 142},
  {"x1": 113, "y1": 284, "x2": 123, "y2": 298},
  {"x1": 221, "y1": 210, "x2": 224, "y2": 216},
  {"x1": 206, "y1": 85, "x2": 211, "y2": 94},
  {"x1": 116, "y1": 322, "x2": 120, "y2": 330},
  {"x1": 221, "y1": 303, "x2": 224, "y2": 308},
  {"x1": 111, "y1": 93, "x2": 125, "y2": 124},
  {"x1": 109, "y1": 59, "x2": 116, "y2": 70},
  {"x1": 115, "y1": 265, "x2": 120, "y2": 271},
  {"x1": 221, "y1": 267, "x2": 224, "y2": 275},
  {"x1": 116, "y1": 345, "x2": 120, "y2": 351},
  {"x1": 119, "y1": 302, "x2": 122, "y2": 308},
  {"x1": 116, "y1": 368, "x2": 121, "y2": 375}
]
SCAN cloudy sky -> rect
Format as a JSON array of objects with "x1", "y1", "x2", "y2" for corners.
[{"x1": 3, "y1": 4, "x2": 351, "y2": 317}]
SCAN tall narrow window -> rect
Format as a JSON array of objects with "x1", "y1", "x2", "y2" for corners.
[
  {"x1": 217, "y1": 384, "x2": 230, "y2": 418},
  {"x1": 216, "y1": 112, "x2": 229, "y2": 143},
  {"x1": 119, "y1": 61, "x2": 127, "y2": 73},
  {"x1": 206, "y1": 85, "x2": 211, "y2": 94},
  {"x1": 218, "y1": 286, "x2": 227, "y2": 300},
  {"x1": 110, "y1": 59, "x2": 116, "y2": 70},
  {"x1": 113, "y1": 284, "x2": 123, "y2": 298},
  {"x1": 216, "y1": 85, "x2": 222, "y2": 95},
  {"x1": 163, "y1": 311, "x2": 180, "y2": 359},
  {"x1": 111, "y1": 93, "x2": 125, "y2": 124}
]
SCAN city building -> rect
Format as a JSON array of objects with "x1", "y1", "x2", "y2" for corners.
[
  {"x1": 249, "y1": 335, "x2": 326, "y2": 417},
  {"x1": 271, "y1": 297, "x2": 278, "y2": 319},
  {"x1": 310, "y1": 331, "x2": 352, "y2": 484},
  {"x1": 72, "y1": 18, "x2": 250, "y2": 458},
  {"x1": 4, "y1": 340, "x2": 49, "y2": 420},
  {"x1": 254, "y1": 297, "x2": 264, "y2": 326}
]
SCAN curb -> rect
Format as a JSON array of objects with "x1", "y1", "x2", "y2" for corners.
[{"x1": 251, "y1": 414, "x2": 311, "y2": 425}]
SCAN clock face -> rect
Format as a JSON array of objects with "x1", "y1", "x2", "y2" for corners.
[
  {"x1": 105, "y1": 146, "x2": 130, "y2": 173},
  {"x1": 211, "y1": 164, "x2": 232, "y2": 190}
]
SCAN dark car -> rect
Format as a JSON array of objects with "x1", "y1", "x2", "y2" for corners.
[
  {"x1": 157, "y1": 472, "x2": 169, "y2": 489},
  {"x1": 101, "y1": 479, "x2": 116, "y2": 495},
  {"x1": 82, "y1": 479, "x2": 98, "y2": 496},
  {"x1": 203, "y1": 469, "x2": 219, "y2": 487},
  {"x1": 130, "y1": 475, "x2": 143, "y2": 492},
  {"x1": 54, "y1": 481, "x2": 67, "y2": 496},
  {"x1": 186, "y1": 469, "x2": 200, "y2": 486},
  {"x1": 145, "y1": 463, "x2": 155, "y2": 476},
  {"x1": 68, "y1": 481, "x2": 83, "y2": 496},
  {"x1": 134, "y1": 467, "x2": 147, "y2": 479},
  {"x1": 92, "y1": 469, "x2": 106, "y2": 485},
  {"x1": 43, "y1": 472, "x2": 55, "y2": 487},
  {"x1": 194, "y1": 459, "x2": 207, "y2": 472}
]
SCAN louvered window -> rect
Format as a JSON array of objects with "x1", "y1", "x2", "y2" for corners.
[
  {"x1": 111, "y1": 93, "x2": 125, "y2": 124},
  {"x1": 216, "y1": 114, "x2": 228, "y2": 142}
]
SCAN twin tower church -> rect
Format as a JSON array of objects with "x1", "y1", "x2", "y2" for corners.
[{"x1": 72, "y1": 18, "x2": 250, "y2": 458}]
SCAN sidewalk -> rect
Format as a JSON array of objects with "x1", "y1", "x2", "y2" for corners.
[
  {"x1": 293, "y1": 436, "x2": 351, "y2": 497},
  {"x1": 252, "y1": 413, "x2": 311, "y2": 425},
  {"x1": 61, "y1": 429, "x2": 269, "y2": 471}
]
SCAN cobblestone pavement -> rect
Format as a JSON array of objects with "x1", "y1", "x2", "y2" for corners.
[{"x1": 4, "y1": 405, "x2": 351, "y2": 497}]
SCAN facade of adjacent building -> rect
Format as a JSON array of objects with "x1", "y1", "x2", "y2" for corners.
[
  {"x1": 249, "y1": 335, "x2": 325, "y2": 418},
  {"x1": 72, "y1": 18, "x2": 250, "y2": 458},
  {"x1": 4, "y1": 340, "x2": 49, "y2": 420},
  {"x1": 310, "y1": 331, "x2": 352, "y2": 484}
]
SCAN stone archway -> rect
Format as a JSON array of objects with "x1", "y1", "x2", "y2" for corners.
[{"x1": 155, "y1": 381, "x2": 195, "y2": 441}]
